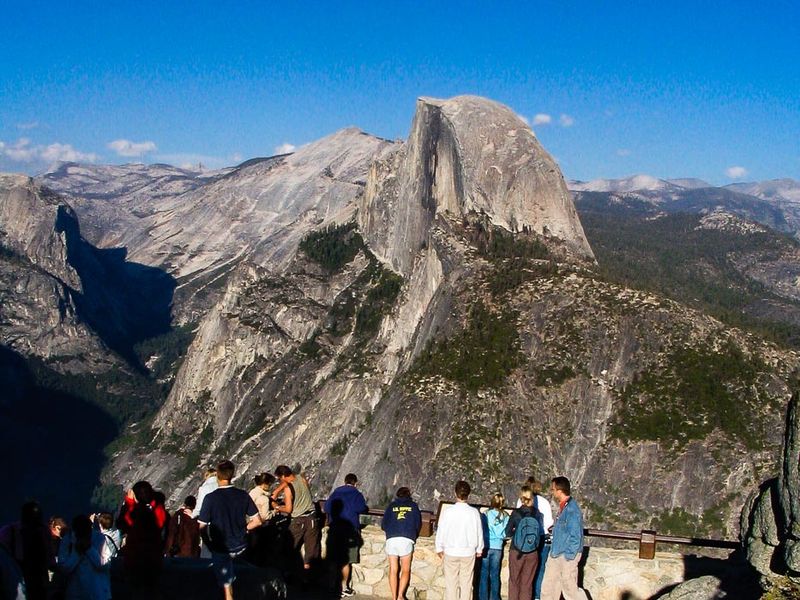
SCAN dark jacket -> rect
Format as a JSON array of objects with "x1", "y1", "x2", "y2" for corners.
[
  {"x1": 164, "y1": 508, "x2": 200, "y2": 558},
  {"x1": 382, "y1": 497, "x2": 422, "y2": 541},
  {"x1": 505, "y1": 505, "x2": 542, "y2": 552},
  {"x1": 117, "y1": 499, "x2": 163, "y2": 573},
  {"x1": 324, "y1": 485, "x2": 368, "y2": 531}
]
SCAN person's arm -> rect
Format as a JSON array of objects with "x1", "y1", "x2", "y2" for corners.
[
  {"x1": 381, "y1": 506, "x2": 391, "y2": 531},
  {"x1": 276, "y1": 484, "x2": 294, "y2": 514},
  {"x1": 435, "y1": 511, "x2": 447, "y2": 557},
  {"x1": 357, "y1": 492, "x2": 368, "y2": 515},
  {"x1": 413, "y1": 505, "x2": 422, "y2": 538},
  {"x1": 246, "y1": 496, "x2": 263, "y2": 530},
  {"x1": 504, "y1": 510, "x2": 518, "y2": 539},
  {"x1": 566, "y1": 504, "x2": 584, "y2": 558},
  {"x1": 271, "y1": 480, "x2": 288, "y2": 500},
  {"x1": 474, "y1": 510, "x2": 484, "y2": 556}
]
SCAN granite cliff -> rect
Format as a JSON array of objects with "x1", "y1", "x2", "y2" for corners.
[{"x1": 93, "y1": 97, "x2": 796, "y2": 539}]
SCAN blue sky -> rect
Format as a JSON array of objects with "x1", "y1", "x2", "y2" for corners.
[{"x1": 1, "y1": 0, "x2": 798, "y2": 184}]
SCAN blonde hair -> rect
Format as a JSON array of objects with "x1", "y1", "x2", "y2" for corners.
[{"x1": 519, "y1": 485, "x2": 534, "y2": 507}]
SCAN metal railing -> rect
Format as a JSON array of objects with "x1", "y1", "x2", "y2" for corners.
[{"x1": 350, "y1": 502, "x2": 741, "y2": 559}]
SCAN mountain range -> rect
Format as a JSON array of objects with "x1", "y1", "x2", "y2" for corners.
[{"x1": 1, "y1": 96, "x2": 798, "y2": 540}]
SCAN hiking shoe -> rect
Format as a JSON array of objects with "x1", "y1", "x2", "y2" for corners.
[{"x1": 341, "y1": 588, "x2": 355, "y2": 597}]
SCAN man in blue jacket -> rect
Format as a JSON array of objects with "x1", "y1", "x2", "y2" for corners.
[
  {"x1": 541, "y1": 476, "x2": 588, "y2": 600},
  {"x1": 325, "y1": 473, "x2": 368, "y2": 597}
]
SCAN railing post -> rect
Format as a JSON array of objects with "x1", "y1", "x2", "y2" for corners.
[
  {"x1": 639, "y1": 529, "x2": 656, "y2": 559},
  {"x1": 420, "y1": 511, "x2": 435, "y2": 537}
]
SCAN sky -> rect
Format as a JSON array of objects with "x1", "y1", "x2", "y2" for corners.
[{"x1": 1, "y1": 1, "x2": 799, "y2": 184}]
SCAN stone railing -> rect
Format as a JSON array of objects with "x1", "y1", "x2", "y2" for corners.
[{"x1": 344, "y1": 525, "x2": 722, "y2": 600}]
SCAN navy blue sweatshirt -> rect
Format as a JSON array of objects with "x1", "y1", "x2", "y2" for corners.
[{"x1": 382, "y1": 497, "x2": 422, "y2": 541}]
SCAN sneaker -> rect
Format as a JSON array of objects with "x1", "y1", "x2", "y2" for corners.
[{"x1": 341, "y1": 588, "x2": 355, "y2": 598}]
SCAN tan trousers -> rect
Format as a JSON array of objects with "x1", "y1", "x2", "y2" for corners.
[
  {"x1": 541, "y1": 553, "x2": 588, "y2": 600},
  {"x1": 443, "y1": 554, "x2": 476, "y2": 600}
]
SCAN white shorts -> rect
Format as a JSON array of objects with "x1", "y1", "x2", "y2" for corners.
[{"x1": 385, "y1": 536, "x2": 415, "y2": 557}]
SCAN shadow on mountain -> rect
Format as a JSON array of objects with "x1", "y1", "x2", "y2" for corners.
[
  {"x1": 55, "y1": 206, "x2": 176, "y2": 370},
  {"x1": 0, "y1": 345, "x2": 119, "y2": 523}
]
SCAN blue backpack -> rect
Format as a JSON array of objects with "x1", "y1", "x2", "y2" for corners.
[{"x1": 512, "y1": 511, "x2": 541, "y2": 554}]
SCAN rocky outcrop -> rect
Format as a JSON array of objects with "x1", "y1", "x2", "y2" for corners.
[
  {"x1": 0, "y1": 174, "x2": 109, "y2": 366},
  {"x1": 780, "y1": 389, "x2": 800, "y2": 572},
  {"x1": 742, "y1": 388, "x2": 800, "y2": 582},
  {"x1": 359, "y1": 96, "x2": 593, "y2": 275}
]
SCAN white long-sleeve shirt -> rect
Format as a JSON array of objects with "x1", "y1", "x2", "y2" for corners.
[
  {"x1": 435, "y1": 501, "x2": 484, "y2": 557},
  {"x1": 194, "y1": 476, "x2": 219, "y2": 518}
]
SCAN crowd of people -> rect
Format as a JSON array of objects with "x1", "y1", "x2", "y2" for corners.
[{"x1": 0, "y1": 460, "x2": 588, "y2": 600}]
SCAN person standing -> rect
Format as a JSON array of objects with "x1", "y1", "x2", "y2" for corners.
[
  {"x1": 505, "y1": 487, "x2": 541, "y2": 600},
  {"x1": 324, "y1": 473, "x2": 368, "y2": 597},
  {"x1": 198, "y1": 460, "x2": 263, "y2": 600},
  {"x1": 435, "y1": 481, "x2": 483, "y2": 600},
  {"x1": 165, "y1": 496, "x2": 200, "y2": 558},
  {"x1": 540, "y1": 477, "x2": 588, "y2": 600},
  {"x1": 0, "y1": 501, "x2": 50, "y2": 600},
  {"x1": 273, "y1": 465, "x2": 320, "y2": 581},
  {"x1": 194, "y1": 468, "x2": 219, "y2": 519},
  {"x1": 478, "y1": 492, "x2": 508, "y2": 600},
  {"x1": 382, "y1": 487, "x2": 422, "y2": 600},
  {"x1": 247, "y1": 474, "x2": 276, "y2": 567},
  {"x1": 57, "y1": 514, "x2": 112, "y2": 600},
  {"x1": 530, "y1": 480, "x2": 554, "y2": 600},
  {"x1": 116, "y1": 481, "x2": 165, "y2": 599}
]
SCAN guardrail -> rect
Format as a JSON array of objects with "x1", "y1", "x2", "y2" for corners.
[{"x1": 352, "y1": 502, "x2": 741, "y2": 560}]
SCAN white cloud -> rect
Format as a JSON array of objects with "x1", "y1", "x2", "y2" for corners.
[
  {"x1": 559, "y1": 114, "x2": 575, "y2": 127},
  {"x1": 108, "y1": 139, "x2": 157, "y2": 157},
  {"x1": 533, "y1": 113, "x2": 552, "y2": 126},
  {"x1": 41, "y1": 143, "x2": 99, "y2": 163},
  {"x1": 725, "y1": 166, "x2": 748, "y2": 179},
  {"x1": 274, "y1": 143, "x2": 296, "y2": 155},
  {"x1": 0, "y1": 138, "x2": 98, "y2": 164},
  {"x1": 616, "y1": 148, "x2": 631, "y2": 157},
  {"x1": 16, "y1": 121, "x2": 39, "y2": 131}
]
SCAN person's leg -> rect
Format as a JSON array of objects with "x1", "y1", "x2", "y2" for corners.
[
  {"x1": 288, "y1": 517, "x2": 306, "y2": 578},
  {"x1": 456, "y1": 555, "x2": 475, "y2": 600},
  {"x1": 488, "y1": 549, "x2": 502, "y2": 600},
  {"x1": 508, "y1": 551, "x2": 521, "y2": 600},
  {"x1": 303, "y1": 516, "x2": 320, "y2": 569},
  {"x1": 388, "y1": 555, "x2": 400, "y2": 600},
  {"x1": 342, "y1": 562, "x2": 352, "y2": 591},
  {"x1": 443, "y1": 555, "x2": 459, "y2": 600},
  {"x1": 224, "y1": 583, "x2": 234, "y2": 600},
  {"x1": 534, "y1": 543, "x2": 550, "y2": 600},
  {"x1": 519, "y1": 552, "x2": 538, "y2": 600},
  {"x1": 559, "y1": 553, "x2": 588, "y2": 600},
  {"x1": 398, "y1": 553, "x2": 413, "y2": 600},
  {"x1": 539, "y1": 553, "x2": 562, "y2": 600},
  {"x1": 479, "y1": 554, "x2": 489, "y2": 600}
]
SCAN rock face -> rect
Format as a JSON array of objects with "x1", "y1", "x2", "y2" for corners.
[
  {"x1": 98, "y1": 97, "x2": 797, "y2": 545},
  {"x1": 359, "y1": 96, "x2": 593, "y2": 275},
  {"x1": 0, "y1": 174, "x2": 111, "y2": 366},
  {"x1": 742, "y1": 388, "x2": 800, "y2": 579}
]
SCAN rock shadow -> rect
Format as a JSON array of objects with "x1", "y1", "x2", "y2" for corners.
[
  {"x1": 55, "y1": 205, "x2": 176, "y2": 370},
  {"x1": 0, "y1": 345, "x2": 119, "y2": 523},
  {"x1": 649, "y1": 550, "x2": 763, "y2": 599}
]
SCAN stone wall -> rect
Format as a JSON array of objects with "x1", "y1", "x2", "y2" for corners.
[{"x1": 347, "y1": 525, "x2": 694, "y2": 600}]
